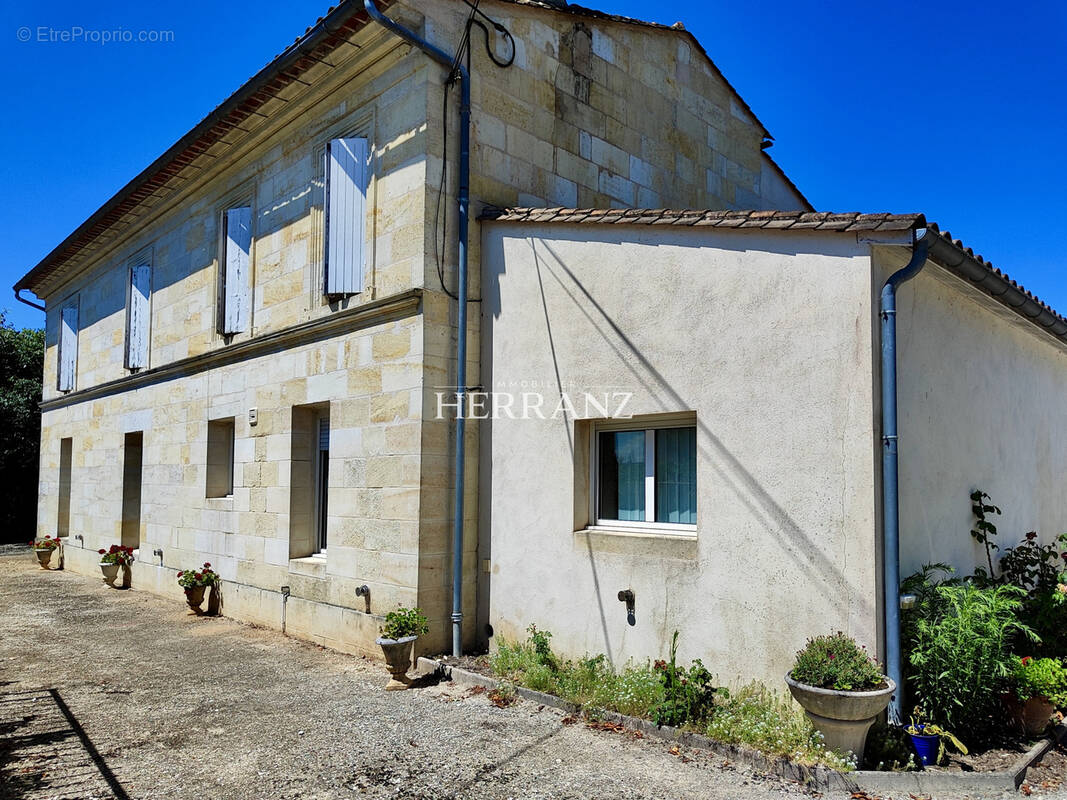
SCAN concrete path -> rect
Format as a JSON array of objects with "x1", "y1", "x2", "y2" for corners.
[{"x1": 0, "y1": 550, "x2": 829, "y2": 800}]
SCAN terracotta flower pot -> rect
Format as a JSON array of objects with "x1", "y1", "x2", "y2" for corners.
[
  {"x1": 206, "y1": 584, "x2": 221, "y2": 616},
  {"x1": 1005, "y1": 693, "x2": 1055, "y2": 737},
  {"x1": 35, "y1": 549, "x2": 53, "y2": 569},
  {"x1": 376, "y1": 636, "x2": 416, "y2": 690},
  {"x1": 785, "y1": 674, "x2": 895, "y2": 759},
  {"x1": 100, "y1": 562, "x2": 120, "y2": 587},
  {"x1": 185, "y1": 585, "x2": 206, "y2": 612}
]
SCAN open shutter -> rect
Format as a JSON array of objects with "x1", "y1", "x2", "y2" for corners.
[
  {"x1": 126, "y1": 263, "x2": 151, "y2": 369},
  {"x1": 325, "y1": 137, "x2": 368, "y2": 296},
  {"x1": 58, "y1": 304, "x2": 78, "y2": 392},
  {"x1": 223, "y1": 206, "x2": 252, "y2": 334}
]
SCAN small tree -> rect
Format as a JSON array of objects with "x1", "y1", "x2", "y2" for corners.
[{"x1": 0, "y1": 311, "x2": 44, "y2": 542}]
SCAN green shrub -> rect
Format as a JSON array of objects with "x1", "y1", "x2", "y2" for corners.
[
  {"x1": 790, "y1": 632, "x2": 884, "y2": 691},
  {"x1": 1011, "y1": 656, "x2": 1067, "y2": 707},
  {"x1": 651, "y1": 631, "x2": 718, "y2": 727},
  {"x1": 706, "y1": 682, "x2": 855, "y2": 771},
  {"x1": 380, "y1": 606, "x2": 429, "y2": 640},
  {"x1": 909, "y1": 583, "x2": 1034, "y2": 738},
  {"x1": 965, "y1": 489, "x2": 1067, "y2": 657}
]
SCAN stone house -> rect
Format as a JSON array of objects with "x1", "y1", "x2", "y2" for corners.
[
  {"x1": 479, "y1": 207, "x2": 1067, "y2": 697},
  {"x1": 20, "y1": 0, "x2": 1063, "y2": 698},
  {"x1": 15, "y1": 0, "x2": 804, "y2": 660}
]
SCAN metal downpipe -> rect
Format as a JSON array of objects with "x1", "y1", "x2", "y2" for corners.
[
  {"x1": 363, "y1": 1, "x2": 471, "y2": 658},
  {"x1": 14, "y1": 289, "x2": 45, "y2": 312},
  {"x1": 880, "y1": 228, "x2": 930, "y2": 724}
]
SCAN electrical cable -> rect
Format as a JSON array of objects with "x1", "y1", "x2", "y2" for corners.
[{"x1": 431, "y1": 0, "x2": 515, "y2": 302}]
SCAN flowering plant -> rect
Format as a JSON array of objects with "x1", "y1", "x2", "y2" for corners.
[
  {"x1": 29, "y1": 535, "x2": 61, "y2": 551},
  {"x1": 177, "y1": 563, "x2": 218, "y2": 589},
  {"x1": 1011, "y1": 655, "x2": 1067, "y2": 707},
  {"x1": 98, "y1": 545, "x2": 134, "y2": 566},
  {"x1": 790, "y1": 632, "x2": 886, "y2": 691}
]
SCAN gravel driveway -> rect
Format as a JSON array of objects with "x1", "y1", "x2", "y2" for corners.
[{"x1": 0, "y1": 550, "x2": 834, "y2": 800}]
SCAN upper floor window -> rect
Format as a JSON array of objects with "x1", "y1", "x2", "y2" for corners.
[
  {"x1": 220, "y1": 204, "x2": 252, "y2": 335},
  {"x1": 125, "y1": 254, "x2": 151, "y2": 370},
  {"x1": 596, "y1": 422, "x2": 697, "y2": 528},
  {"x1": 324, "y1": 136, "x2": 368, "y2": 297},
  {"x1": 57, "y1": 301, "x2": 79, "y2": 392}
]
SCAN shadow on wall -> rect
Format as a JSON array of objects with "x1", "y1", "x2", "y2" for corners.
[
  {"x1": 488, "y1": 235, "x2": 872, "y2": 663},
  {"x1": 0, "y1": 687, "x2": 132, "y2": 800}
]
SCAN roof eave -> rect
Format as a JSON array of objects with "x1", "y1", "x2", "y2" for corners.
[{"x1": 923, "y1": 227, "x2": 1067, "y2": 341}]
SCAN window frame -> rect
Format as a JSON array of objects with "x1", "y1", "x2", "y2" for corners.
[
  {"x1": 215, "y1": 185, "x2": 256, "y2": 338},
  {"x1": 590, "y1": 416, "x2": 697, "y2": 533},
  {"x1": 205, "y1": 417, "x2": 236, "y2": 499}
]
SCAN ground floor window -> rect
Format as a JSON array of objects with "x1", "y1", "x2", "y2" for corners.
[
  {"x1": 289, "y1": 404, "x2": 330, "y2": 559},
  {"x1": 596, "y1": 423, "x2": 696, "y2": 528}
]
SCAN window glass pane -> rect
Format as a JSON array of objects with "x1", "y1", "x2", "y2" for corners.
[
  {"x1": 598, "y1": 430, "x2": 646, "y2": 521},
  {"x1": 655, "y1": 427, "x2": 696, "y2": 524}
]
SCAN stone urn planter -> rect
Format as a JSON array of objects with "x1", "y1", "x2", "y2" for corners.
[
  {"x1": 1005, "y1": 694, "x2": 1055, "y2": 737},
  {"x1": 119, "y1": 564, "x2": 132, "y2": 590},
  {"x1": 100, "y1": 562, "x2": 120, "y2": 587},
  {"x1": 35, "y1": 549, "x2": 54, "y2": 569},
  {"x1": 376, "y1": 635, "x2": 417, "y2": 690},
  {"x1": 185, "y1": 585, "x2": 206, "y2": 613},
  {"x1": 785, "y1": 674, "x2": 896, "y2": 758}
]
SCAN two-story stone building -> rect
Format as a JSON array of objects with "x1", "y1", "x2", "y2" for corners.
[{"x1": 16, "y1": 0, "x2": 806, "y2": 661}]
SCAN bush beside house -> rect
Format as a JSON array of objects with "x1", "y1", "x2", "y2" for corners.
[{"x1": 0, "y1": 312, "x2": 43, "y2": 543}]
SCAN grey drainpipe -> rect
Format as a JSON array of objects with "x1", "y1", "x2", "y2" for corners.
[
  {"x1": 363, "y1": 1, "x2": 470, "y2": 658},
  {"x1": 880, "y1": 227, "x2": 930, "y2": 725},
  {"x1": 14, "y1": 289, "x2": 45, "y2": 312}
]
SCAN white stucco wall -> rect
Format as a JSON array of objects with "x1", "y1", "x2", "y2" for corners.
[
  {"x1": 481, "y1": 223, "x2": 880, "y2": 685},
  {"x1": 883, "y1": 251, "x2": 1067, "y2": 577}
]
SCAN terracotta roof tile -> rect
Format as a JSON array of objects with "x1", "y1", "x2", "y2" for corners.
[{"x1": 479, "y1": 207, "x2": 926, "y2": 233}]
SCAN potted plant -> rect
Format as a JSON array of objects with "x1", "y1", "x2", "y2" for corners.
[
  {"x1": 375, "y1": 606, "x2": 429, "y2": 690},
  {"x1": 99, "y1": 545, "x2": 134, "y2": 588},
  {"x1": 177, "y1": 563, "x2": 219, "y2": 614},
  {"x1": 29, "y1": 536, "x2": 61, "y2": 569},
  {"x1": 1005, "y1": 655, "x2": 1067, "y2": 736},
  {"x1": 904, "y1": 710, "x2": 968, "y2": 767},
  {"x1": 785, "y1": 631, "x2": 894, "y2": 760}
]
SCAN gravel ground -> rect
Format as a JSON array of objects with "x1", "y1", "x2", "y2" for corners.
[{"x1": 0, "y1": 550, "x2": 832, "y2": 800}]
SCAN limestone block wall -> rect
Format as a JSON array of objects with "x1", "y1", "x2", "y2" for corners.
[
  {"x1": 40, "y1": 45, "x2": 430, "y2": 404},
  {"x1": 38, "y1": 305, "x2": 425, "y2": 656},
  {"x1": 481, "y1": 223, "x2": 880, "y2": 685}
]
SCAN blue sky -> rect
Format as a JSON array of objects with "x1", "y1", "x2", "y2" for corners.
[{"x1": 2, "y1": 0, "x2": 1065, "y2": 331}]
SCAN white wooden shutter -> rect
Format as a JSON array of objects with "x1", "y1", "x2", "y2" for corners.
[
  {"x1": 223, "y1": 206, "x2": 252, "y2": 334},
  {"x1": 126, "y1": 263, "x2": 151, "y2": 369},
  {"x1": 325, "y1": 137, "x2": 368, "y2": 296},
  {"x1": 58, "y1": 304, "x2": 78, "y2": 392}
]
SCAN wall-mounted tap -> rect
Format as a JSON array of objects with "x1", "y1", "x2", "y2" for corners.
[
  {"x1": 280, "y1": 585, "x2": 291, "y2": 634},
  {"x1": 355, "y1": 584, "x2": 371, "y2": 613},
  {"x1": 617, "y1": 589, "x2": 636, "y2": 626},
  {"x1": 74, "y1": 534, "x2": 84, "y2": 546},
  {"x1": 152, "y1": 548, "x2": 163, "y2": 566}
]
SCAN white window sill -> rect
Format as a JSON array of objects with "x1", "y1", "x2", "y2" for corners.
[
  {"x1": 289, "y1": 553, "x2": 327, "y2": 578},
  {"x1": 577, "y1": 525, "x2": 697, "y2": 541}
]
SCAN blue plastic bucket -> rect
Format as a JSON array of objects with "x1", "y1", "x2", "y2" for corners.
[{"x1": 909, "y1": 732, "x2": 940, "y2": 766}]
